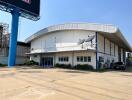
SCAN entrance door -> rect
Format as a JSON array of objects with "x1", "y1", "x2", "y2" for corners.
[{"x1": 41, "y1": 57, "x2": 53, "y2": 67}]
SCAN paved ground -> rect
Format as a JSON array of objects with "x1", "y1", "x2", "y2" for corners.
[{"x1": 0, "y1": 67, "x2": 132, "y2": 100}]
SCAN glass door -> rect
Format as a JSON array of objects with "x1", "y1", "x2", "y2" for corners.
[{"x1": 41, "y1": 57, "x2": 53, "y2": 67}]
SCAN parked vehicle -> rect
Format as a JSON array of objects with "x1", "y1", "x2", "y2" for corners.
[{"x1": 113, "y1": 62, "x2": 126, "y2": 70}]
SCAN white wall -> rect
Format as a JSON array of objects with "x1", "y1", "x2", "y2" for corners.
[
  {"x1": 111, "y1": 42, "x2": 114, "y2": 56},
  {"x1": 98, "y1": 34, "x2": 104, "y2": 53},
  {"x1": 55, "y1": 52, "x2": 73, "y2": 65},
  {"x1": 55, "y1": 51, "x2": 96, "y2": 69},
  {"x1": 30, "y1": 30, "x2": 126, "y2": 69},
  {"x1": 73, "y1": 51, "x2": 96, "y2": 69},
  {"x1": 31, "y1": 30, "x2": 96, "y2": 53},
  {"x1": 30, "y1": 55, "x2": 41, "y2": 64},
  {"x1": 105, "y1": 38, "x2": 110, "y2": 55},
  {"x1": 121, "y1": 48, "x2": 124, "y2": 62},
  {"x1": 98, "y1": 34, "x2": 119, "y2": 65},
  {"x1": 115, "y1": 44, "x2": 118, "y2": 61}
]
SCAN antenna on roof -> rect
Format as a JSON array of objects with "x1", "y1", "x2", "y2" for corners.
[
  {"x1": 85, "y1": 35, "x2": 95, "y2": 42},
  {"x1": 78, "y1": 39, "x2": 85, "y2": 45}
]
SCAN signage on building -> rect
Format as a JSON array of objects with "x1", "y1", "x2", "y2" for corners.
[{"x1": 0, "y1": 0, "x2": 40, "y2": 18}]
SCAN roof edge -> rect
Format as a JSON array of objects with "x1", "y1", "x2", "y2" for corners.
[{"x1": 25, "y1": 23, "x2": 118, "y2": 43}]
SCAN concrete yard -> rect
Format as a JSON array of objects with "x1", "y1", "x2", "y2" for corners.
[{"x1": 0, "y1": 67, "x2": 132, "y2": 100}]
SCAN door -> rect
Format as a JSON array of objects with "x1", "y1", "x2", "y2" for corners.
[{"x1": 41, "y1": 57, "x2": 53, "y2": 67}]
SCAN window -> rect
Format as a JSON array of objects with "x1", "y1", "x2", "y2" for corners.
[
  {"x1": 77, "y1": 56, "x2": 83, "y2": 62},
  {"x1": 77, "y1": 56, "x2": 91, "y2": 62},
  {"x1": 59, "y1": 57, "x2": 61, "y2": 62},
  {"x1": 99, "y1": 56, "x2": 104, "y2": 62},
  {"x1": 64, "y1": 57, "x2": 69, "y2": 62},
  {"x1": 88, "y1": 56, "x2": 91, "y2": 62},
  {"x1": 84, "y1": 57, "x2": 88, "y2": 62},
  {"x1": 80, "y1": 56, "x2": 83, "y2": 62},
  {"x1": 77, "y1": 57, "x2": 80, "y2": 62},
  {"x1": 34, "y1": 55, "x2": 37, "y2": 58},
  {"x1": 61, "y1": 57, "x2": 63, "y2": 62},
  {"x1": 58, "y1": 57, "x2": 69, "y2": 62}
]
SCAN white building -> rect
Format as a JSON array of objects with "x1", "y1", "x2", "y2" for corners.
[{"x1": 25, "y1": 23, "x2": 132, "y2": 69}]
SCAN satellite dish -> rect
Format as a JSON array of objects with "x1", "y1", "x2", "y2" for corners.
[
  {"x1": 85, "y1": 35, "x2": 95, "y2": 42},
  {"x1": 78, "y1": 39, "x2": 85, "y2": 45}
]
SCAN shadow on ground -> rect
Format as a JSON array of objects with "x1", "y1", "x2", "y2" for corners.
[
  {"x1": 0, "y1": 66, "x2": 132, "y2": 73},
  {"x1": 95, "y1": 66, "x2": 132, "y2": 73},
  {"x1": 58, "y1": 70, "x2": 89, "y2": 74}
]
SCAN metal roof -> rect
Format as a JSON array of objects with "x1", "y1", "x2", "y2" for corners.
[{"x1": 25, "y1": 23, "x2": 132, "y2": 52}]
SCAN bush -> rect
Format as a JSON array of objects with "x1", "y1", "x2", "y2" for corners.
[
  {"x1": 74, "y1": 64, "x2": 94, "y2": 71},
  {"x1": 0, "y1": 63, "x2": 7, "y2": 67},
  {"x1": 55, "y1": 63, "x2": 72, "y2": 69},
  {"x1": 24, "y1": 60, "x2": 39, "y2": 65},
  {"x1": 128, "y1": 57, "x2": 132, "y2": 61},
  {"x1": 55, "y1": 63, "x2": 94, "y2": 71}
]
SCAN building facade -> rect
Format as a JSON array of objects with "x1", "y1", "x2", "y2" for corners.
[
  {"x1": 25, "y1": 23, "x2": 132, "y2": 69},
  {"x1": 0, "y1": 23, "x2": 30, "y2": 64},
  {"x1": 0, "y1": 41, "x2": 30, "y2": 65}
]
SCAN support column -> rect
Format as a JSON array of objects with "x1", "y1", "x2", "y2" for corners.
[
  {"x1": 72, "y1": 51, "x2": 74, "y2": 67},
  {"x1": 8, "y1": 9, "x2": 20, "y2": 67},
  {"x1": 114, "y1": 43, "x2": 115, "y2": 56},
  {"x1": 96, "y1": 32, "x2": 99, "y2": 70},
  {"x1": 110, "y1": 42, "x2": 111, "y2": 56},
  {"x1": 104, "y1": 37, "x2": 106, "y2": 54}
]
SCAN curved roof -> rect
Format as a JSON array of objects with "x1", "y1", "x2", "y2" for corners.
[{"x1": 25, "y1": 23, "x2": 132, "y2": 51}]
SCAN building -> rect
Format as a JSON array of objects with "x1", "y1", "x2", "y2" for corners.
[
  {"x1": 0, "y1": 23, "x2": 30, "y2": 65},
  {"x1": 25, "y1": 23, "x2": 132, "y2": 69},
  {"x1": 0, "y1": 41, "x2": 30, "y2": 65}
]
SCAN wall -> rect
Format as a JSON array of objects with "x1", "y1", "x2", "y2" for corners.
[
  {"x1": 30, "y1": 55, "x2": 41, "y2": 64},
  {"x1": 0, "y1": 56, "x2": 8, "y2": 64},
  {"x1": 54, "y1": 51, "x2": 96, "y2": 69},
  {"x1": 98, "y1": 34, "x2": 119, "y2": 67},
  {"x1": 0, "y1": 56, "x2": 28, "y2": 65},
  {"x1": 0, "y1": 44, "x2": 30, "y2": 65},
  {"x1": 31, "y1": 30, "x2": 96, "y2": 53},
  {"x1": 16, "y1": 45, "x2": 30, "y2": 57},
  {"x1": 30, "y1": 51, "x2": 96, "y2": 69},
  {"x1": 73, "y1": 51, "x2": 96, "y2": 69},
  {"x1": 98, "y1": 33, "x2": 126, "y2": 68}
]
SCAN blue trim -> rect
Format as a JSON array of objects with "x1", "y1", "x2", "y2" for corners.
[
  {"x1": 96, "y1": 32, "x2": 98, "y2": 70},
  {"x1": 8, "y1": 9, "x2": 20, "y2": 67}
]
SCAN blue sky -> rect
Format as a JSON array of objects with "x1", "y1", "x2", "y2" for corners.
[{"x1": 0, "y1": 0, "x2": 132, "y2": 45}]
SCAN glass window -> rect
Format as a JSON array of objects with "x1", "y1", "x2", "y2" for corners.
[
  {"x1": 84, "y1": 57, "x2": 88, "y2": 62},
  {"x1": 61, "y1": 57, "x2": 63, "y2": 62},
  {"x1": 77, "y1": 56, "x2": 80, "y2": 62},
  {"x1": 59, "y1": 57, "x2": 61, "y2": 62},
  {"x1": 34, "y1": 55, "x2": 37, "y2": 57},
  {"x1": 88, "y1": 56, "x2": 91, "y2": 62},
  {"x1": 59, "y1": 57, "x2": 69, "y2": 62},
  {"x1": 66, "y1": 57, "x2": 69, "y2": 62},
  {"x1": 80, "y1": 56, "x2": 83, "y2": 62},
  {"x1": 64, "y1": 57, "x2": 66, "y2": 62}
]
